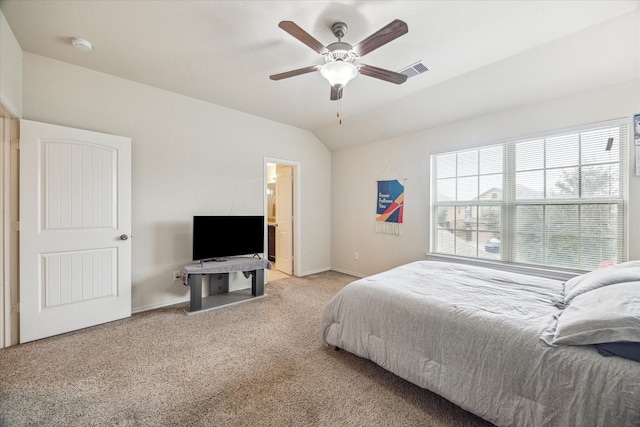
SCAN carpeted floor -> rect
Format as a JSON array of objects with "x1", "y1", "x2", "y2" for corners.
[{"x1": 0, "y1": 271, "x2": 494, "y2": 426}]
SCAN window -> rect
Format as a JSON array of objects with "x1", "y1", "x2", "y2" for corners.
[{"x1": 431, "y1": 120, "x2": 628, "y2": 272}]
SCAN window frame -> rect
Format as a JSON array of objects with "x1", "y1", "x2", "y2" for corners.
[{"x1": 429, "y1": 119, "x2": 629, "y2": 278}]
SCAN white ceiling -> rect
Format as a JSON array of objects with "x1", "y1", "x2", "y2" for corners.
[{"x1": 2, "y1": 1, "x2": 639, "y2": 151}]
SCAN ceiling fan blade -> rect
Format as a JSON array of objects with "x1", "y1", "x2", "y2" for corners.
[
  {"x1": 279, "y1": 21, "x2": 330, "y2": 55},
  {"x1": 352, "y1": 19, "x2": 408, "y2": 57},
  {"x1": 330, "y1": 86, "x2": 343, "y2": 101},
  {"x1": 270, "y1": 65, "x2": 320, "y2": 81},
  {"x1": 358, "y1": 64, "x2": 408, "y2": 85}
]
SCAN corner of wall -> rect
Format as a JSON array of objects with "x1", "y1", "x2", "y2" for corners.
[{"x1": 0, "y1": 10, "x2": 24, "y2": 118}]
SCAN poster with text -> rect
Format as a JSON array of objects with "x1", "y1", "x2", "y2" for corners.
[{"x1": 376, "y1": 180, "x2": 404, "y2": 235}]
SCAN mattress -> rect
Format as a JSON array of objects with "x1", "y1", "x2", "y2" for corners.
[{"x1": 320, "y1": 260, "x2": 640, "y2": 426}]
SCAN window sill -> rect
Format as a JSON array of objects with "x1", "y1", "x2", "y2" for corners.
[{"x1": 426, "y1": 253, "x2": 584, "y2": 281}]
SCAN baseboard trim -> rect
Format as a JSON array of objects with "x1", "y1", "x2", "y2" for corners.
[
  {"x1": 329, "y1": 268, "x2": 365, "y2": 279},
  {"x1": 132, "y1": 297, "x2": 189, "y2": 314},
  {"x1": 296, "y1": 267, "x2": 332, "y2": 277}
]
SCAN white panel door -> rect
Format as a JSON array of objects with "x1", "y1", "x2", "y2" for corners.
[
  {"x1": 275, "y1": 166, "x2": 293, "y2": 275},
  {"x1": 19, "y1": 120, "x2": 131, "y2": 343}
]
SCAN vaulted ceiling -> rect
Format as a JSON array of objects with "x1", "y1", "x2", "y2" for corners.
[{"x1": 2, "y1": 1, "x2": 639, "y2": 151}]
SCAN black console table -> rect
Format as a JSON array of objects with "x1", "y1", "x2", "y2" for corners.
[{"x1": 182, "y1": 257, "x2": 272, "y2": 314}]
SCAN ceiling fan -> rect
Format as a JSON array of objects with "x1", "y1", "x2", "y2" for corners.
[{"x1": 270, "y1": 19, "x2": 409, "y2": 101}]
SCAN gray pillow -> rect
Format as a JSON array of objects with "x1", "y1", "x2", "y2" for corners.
[
  {"x1": 562, "y1": 260, "x2": 640, "y2": 305},
  {"x1": 548, "y1": 281, "x2": 640, "y2": 346}
]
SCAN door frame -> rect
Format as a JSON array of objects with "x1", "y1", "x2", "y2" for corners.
[
  {"x1": 264, "y1": 157, "x2": 300, "y2": 276},
  {"x1": 0, "y1": 107, "x2": 19, "y2": 348}
]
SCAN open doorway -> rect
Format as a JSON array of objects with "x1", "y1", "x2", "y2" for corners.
[{"x1": 265, "y1": 158, "x2": 299, "y2": 278}]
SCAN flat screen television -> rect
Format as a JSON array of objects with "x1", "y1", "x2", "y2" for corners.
[{"x1": 192, "y1": 215, "x2": 264, "y2": 262}]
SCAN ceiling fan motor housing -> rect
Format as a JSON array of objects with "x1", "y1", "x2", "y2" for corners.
[
  {"x1": 331, "y1": 22, "x2": 348, "y2": 40},
  {"x1": 325, "y1": 42, "x2": 357, "y2": 63}
]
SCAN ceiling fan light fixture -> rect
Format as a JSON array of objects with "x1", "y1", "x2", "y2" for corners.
[{"x1": 320, "y1": 60, "x2": 357, "y2": 89}]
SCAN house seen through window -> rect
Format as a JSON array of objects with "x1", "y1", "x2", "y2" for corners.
[{"x1": 430, "y1": 120, "x2": 628, "y2": 272}]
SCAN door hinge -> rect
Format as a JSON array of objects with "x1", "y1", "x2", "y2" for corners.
[
  {"x1": 10, "y1": 139, "x2": 19, "y2": 150},
  {"x1": 12, "y1": 302, "x2": 19, "y2": 314},
  {"x1": 11, "y1": 221, "x2": 19, "y2": 231}
]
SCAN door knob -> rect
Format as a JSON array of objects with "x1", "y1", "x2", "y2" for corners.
[{"x1": 120, "y1": 234, "x2": 129, "y2": 240}]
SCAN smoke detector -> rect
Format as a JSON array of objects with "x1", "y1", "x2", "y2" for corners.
[{"x1": 71, "y1": 37, "x2": 93, "y2": 52}]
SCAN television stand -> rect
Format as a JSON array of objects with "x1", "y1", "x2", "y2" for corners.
[{"x1": 182, "y1": 257, "x2": 272, "y2": 314}]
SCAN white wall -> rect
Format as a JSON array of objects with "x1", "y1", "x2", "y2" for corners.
[
  {"x1": 0, "y1": 10, "x2": 22, "y2": 117},
  {"x1": 332, "y1": 80, "x2": 640, "y2": 277},
  {"x1": 22, "y1": 53, "x2": 331, "y2": 311}
]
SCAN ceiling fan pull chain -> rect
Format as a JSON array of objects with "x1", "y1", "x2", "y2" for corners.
[{"x1": 338, "y1": 99, "x2": 343, "y2": 125}]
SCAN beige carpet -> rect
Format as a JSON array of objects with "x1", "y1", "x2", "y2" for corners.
[{"x1": 0, "y1": 271, "x2": 493, "y2": 427}]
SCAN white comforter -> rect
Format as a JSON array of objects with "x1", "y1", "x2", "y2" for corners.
[{"x1": 321, "y1": 261, "x2": 640, "y2": 427}]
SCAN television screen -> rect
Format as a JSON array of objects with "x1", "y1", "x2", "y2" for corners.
[{"x1": 192, "y1": 216, "x2": 264, "y2": 261}]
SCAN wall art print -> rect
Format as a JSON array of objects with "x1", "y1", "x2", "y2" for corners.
[{"x1": 376, "y1": 179, "x2": 404, "y2": 235}]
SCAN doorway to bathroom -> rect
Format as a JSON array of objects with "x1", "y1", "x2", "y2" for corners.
[{"x1": 265, "y1": 158, "x2": 299, "y2": 277}]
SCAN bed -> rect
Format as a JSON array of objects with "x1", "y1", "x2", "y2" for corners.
[{"x1": 321, "y1": 260, "x2": 640, "y2": 427}]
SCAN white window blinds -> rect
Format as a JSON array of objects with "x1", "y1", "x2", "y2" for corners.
[{"x1": 431, "y1": 120, "x2": 628, "y2": 272}]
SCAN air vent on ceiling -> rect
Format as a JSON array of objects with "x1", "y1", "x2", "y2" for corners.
[{"x1": 399, "y1": 61, "x2": 429, "y2": 78}]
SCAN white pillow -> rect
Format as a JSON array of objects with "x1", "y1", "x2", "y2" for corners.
[
  {"x1": 549, "y1": 281, "x2": 640, "y2": 346},
  {"x1": 562, "y1": 260, "x2": 640, "y2": 305}
]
